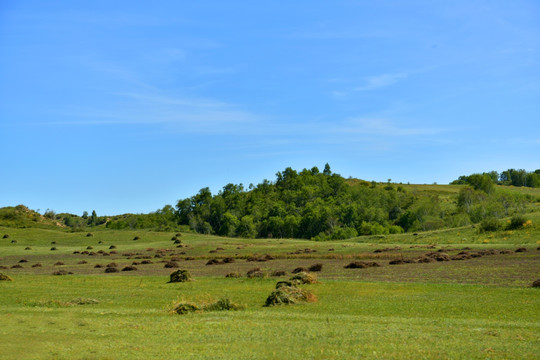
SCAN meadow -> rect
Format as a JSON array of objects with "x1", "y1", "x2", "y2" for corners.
[{"x1": 1, "y1": 185, "x2": 539, "y2": 359}]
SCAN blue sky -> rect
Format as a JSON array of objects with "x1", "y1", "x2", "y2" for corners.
[{"x1": 1, "y1": 0, "x2": 539, "y2": 215}]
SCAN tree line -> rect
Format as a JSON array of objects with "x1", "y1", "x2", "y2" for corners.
[{"x1": 452, "y1": 169, "x2": 540, "y2": 189}]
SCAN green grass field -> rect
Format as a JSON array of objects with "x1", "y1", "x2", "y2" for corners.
[{"x1": 1, "y1": 201, "x2": 539, "y2": 359}]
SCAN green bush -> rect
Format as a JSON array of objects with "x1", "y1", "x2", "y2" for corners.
[
  {"x1": 480, "y1": 217, "x2": 501, "y2": 232},
  {"x1": 507, "y1": 215, "x2": 527, "y2": 230}
]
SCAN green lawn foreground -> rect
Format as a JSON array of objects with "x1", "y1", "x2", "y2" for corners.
[{"x1": 1, "y1": 275, "x2": 538, "y2": 360}]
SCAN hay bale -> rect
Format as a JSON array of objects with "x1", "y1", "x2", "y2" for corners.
[
  {"x1": 141, "y1": 260, "x2": 153, "y2": 264},
  {"x1": 164, "y1": 261, "x2": 179, "y2": 268},
  {"x1": 532, "y1": 279, "x2": 540, "y2": 288},
  {"x1": 169, "y1": 269, "x2": 192, "y2": 283},
  {"x1": 308, "y1": 263, "x2": 323, "y2": 272},
  {"x1": 264, "y1": 286, "x2": 317, "y2": 306},
  {"x1": 86, "y1": 233, "x2": 93, "y2": 237},
  {"x1": 173, "y1": 239, "x2": 181, "y2": 244},
  {"x1": 32, "y1": 263, "x2": 42, "y2": 268},
  {"x1": 25, "y1": 247, "x2": 32, "y2": 250},
  {"x1": 50, "y1": 247, "x2": 57, "y2": 251},
  {"x1": 202, "y1": 298, "x2": 243, "y2": 312},
  {"x1": 345, "y1": 261, "x2": 380, "y2": 268},
  {"x1": 94, "y1": 264, "x2": 103, "y2": 268},
  {"x1": 106, "y1": 263, "x2": 118, "y2": 268},
  {"x1": 292, "y1": 267, "x2": 308, "y2": 273},
  {"x1": 515, "y1": 247, "x2": 527, "y2": 253},
  {"x1": 0, "y1": 273, "x2": 13, "y2": 281},
  {"x1": 225, "y1": 272, "x2": 242, "y2": 278},
  {"x1": 247, "y1": 267, "x2": 265, "y2": 278},
  {"x1": 175, "y1": 233, "x2": 182, "y2": 237},
  {"x1": 2, "y1": 234, "x2": 9, "y2": 239},
  {"x1": 290, "y1": 272, "x2": 317, "y2": 284},
  {"x1": 54, "y1": 261, "x2": 64, "y2": 266},
  {"x1": 223, "y1": 257, "x2": 235, "y2": 263},
  {"x1": 121, "y1": 266, "x2": 137, "y2": 271},
  {"x1": 104, "y1": 267, "x2": 119, "y2": 273},
  {"x1": 271, "y1": 270, "x2": 287, "y2": 277}
]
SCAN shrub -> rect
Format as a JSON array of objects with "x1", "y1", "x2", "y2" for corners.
[
  {"x1": 168, "y1": 269, "x2": 192, "y2": 283},
  {"x1": 507, "y1": 215, "x2": 527, "y2": 230},
  {"x1": 480, "y1": 217, "x2": 501, "y2": 232}
]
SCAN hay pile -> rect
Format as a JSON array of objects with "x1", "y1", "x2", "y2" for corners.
[
  {"x1": 168, "y1": 269, "x2": 192, "y2": 283},
  {"x1": 172, "y1": 298, "x2": 244, "y2": 315},
  {"x1": 264, "y1": 284, "x2": 317, "y2": 306},
  {"x1": 0, "y1": 273, "x2": 13, "y2": 281}
]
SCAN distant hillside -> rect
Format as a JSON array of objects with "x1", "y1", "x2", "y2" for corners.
[{"x1": 0, "y1": 205, "x2": 66, "y2": 229}]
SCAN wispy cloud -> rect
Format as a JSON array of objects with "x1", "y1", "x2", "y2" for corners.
[
  {"x1": 337, "y1": 118, "x2": 447, "y2": 136},
  {"x1": 353, "y1": 73, "x2": 408, "y2": 91},
  {"x1": 47, "y1": 91, "x2": 261, "y2": 134}
]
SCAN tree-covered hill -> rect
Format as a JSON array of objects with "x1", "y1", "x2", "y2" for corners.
[{"x1": 172, "y1": 165, "x2": 536, "y2": 240}]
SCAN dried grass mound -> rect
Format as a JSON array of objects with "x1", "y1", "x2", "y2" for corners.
[
  {"x1": 164, "y1": 261, "x2": 179, "y2": 268},
  {"x1": 290, "y1": 272, "x2": 317, "y2": 284},
  {"x1": 133, "y1": 236, "x2": 140, "y2": 241},
  {"x1": 433, "y1": 253, "x2": 451, "y2": 262},
  {"x1": 104, "y1": 267, "x2": 119, "y2": 273},
  {"x1": 532, "y1": 279, "x2": 540, "y2": 288},
  {"x1": 32, "y1": 263, "x2": 42, "y2": 268},
  {"x1": 271, "y1": 270, "x2": 287, "y2": 277},
  {"x1": 308, "y1": 263, "x2": 323, "y2": 272},
  {"x1": 109, "y1": 245, "x2": 117, "y2": 249},
  {"x1": 169, "y1": 269, "x2": 192, "y2": 283},
  {"x1": 53, "y1": 270, "x2": 73, "y2": 275},
  {"x1": 2, "y1": 234, "x2": 9, "y2": 239},
  {"x1": 11, "y1": 264, "x2": 23, "y2": 269},
  {"x1": 86, "y1": 233, "x2": 93, "y2": 237},
  {"x1": 173, "y1": 302, "x2": 199, "y2": 314},
  {"x1": 94, "y1": 264, "x2": 103, "y2": 268},
  {"x1": 122, "y1": 266, "x2": 137, "y2": 271},
  {"x1": 206, "y1": 259, "x2": 222, "y2": 266},
  {"x1": 0, "y1": 273, "x2": 13, "y2": 281},
  {"x1": 345, "y1": 261, "x2": 380, "y2": 269},
  {"x1": 0, "y1": 266, "x2": 7, "y2": 269},
  {"x1": 54, "y1": 262, "x2": 64, "y2": 266},
  {"x1": 225, "y1": 272, "x2": 242, "y2": 278},
  {"x1": 500, "y1": 250, "x2": 513, "y2": 254},
  {"x1": 247, "y1": 267, "x2": 265, "y2": 278},
  {"x1": 264, "y1": 286, "x2": 317, "y2": 306},
  {"x1": 25, "y1": 247, "x2": 32, "y2": 250},
  {"x1": 222, "y1": 257, "x2": 235, "y2": 263},
  {"x1": 141, "y1": 260, "x2": 153, "y2": 264},
  {"x1": 515, "y1": 247, "x2": 527, "y2": 253},
  {"x1": 50, "y1": 247, "x2": 57, "y2": 251},
  {"x1": 19, "y1": 259, "x2": 28, "y2": 263},
  {"x1": 172, "y1": 298, "x2": 243, "y2": 315},
  {"x1": 106, "y1": 263, "x2": 118, "y2": 268},
  {"x1": 451, "y1": 254, "x2": 471, "y2": 261},
  {"x1": 292, "y1": 267, "x2": 308, "y2": 273}
]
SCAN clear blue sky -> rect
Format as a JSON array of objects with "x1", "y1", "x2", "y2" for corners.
[{"x1": 1, "y1": 1, "x2": 539, "y2": 215}]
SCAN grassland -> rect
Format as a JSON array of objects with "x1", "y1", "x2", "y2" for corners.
[{"x1": 1, "y1": 196, "x2": 539, "y2": 359}]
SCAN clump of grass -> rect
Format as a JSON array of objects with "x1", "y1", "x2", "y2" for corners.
[
  {"x1": 264, "y1": 286, "x2": 317, "y2": 306},
  {"x1": 0, "y1": 273, "x2": 13, "y2": 281},
  {"x1": 168, "y1": 269, "x2": 192, "y2": 283},
  {"x1": 171, "y1": 298, "x2": 244, "y2": 315}
]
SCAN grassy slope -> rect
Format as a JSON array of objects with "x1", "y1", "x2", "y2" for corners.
[{"x1": 1, "y1": 184, "x2": 539, "y2": 359}]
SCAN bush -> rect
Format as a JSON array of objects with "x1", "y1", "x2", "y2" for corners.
[
  {"x1": 480, "y1": 217, "x2": 501, "y2": 232},
  {"x1": 507, "y1": 215, "x2": 527, "y2": 230}
]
